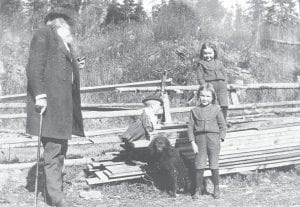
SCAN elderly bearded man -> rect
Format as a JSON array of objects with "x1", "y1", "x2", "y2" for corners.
[{"x1": 26, "y1": 5, "x2": 85, "y2": 207}]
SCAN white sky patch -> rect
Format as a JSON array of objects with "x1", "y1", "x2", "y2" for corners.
[{"x1": 117, "y1": 0, "x2": 299, "y2": 16}]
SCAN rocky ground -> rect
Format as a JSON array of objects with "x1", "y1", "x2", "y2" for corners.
[{"x1": 0, "y1": 164, "x2": 300, "y2": 207}]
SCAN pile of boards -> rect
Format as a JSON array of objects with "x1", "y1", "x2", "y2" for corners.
[
  {"x1": 85, "y1": 158, "x2": 147, "y2": 185},
  {"x1": 85, "y1": 117, "x2": 300, "y2": 185},
  {"x1": 175, "y1": 118, "x2": 300, "y2": 176}
]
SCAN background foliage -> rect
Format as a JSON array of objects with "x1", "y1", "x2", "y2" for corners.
[{"x1": 0, "y1": 0, "x2": 299, "y2": 103}]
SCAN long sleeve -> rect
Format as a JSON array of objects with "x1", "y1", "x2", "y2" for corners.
[
  {"x1": 26, "y1": 29, "x2": 49, "y2": 97},
  {"x1": 216, "y1": 110, "x2": 226, "y2": 140},
  {"x1": 187, "y1": 111, "x2": 195, "y2": 142},
  {"x1": 196, "y1": 64, "x2": 205, "y2": 85}
]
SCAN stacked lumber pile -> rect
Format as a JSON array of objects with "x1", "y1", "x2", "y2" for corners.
[
  {"x1": 86, "y1": 159, "x2": 146, "y2": 185},
  {"x1": 172, "y1": 122, "x2": 300, "y2": 176},
  {"x1": 84, "y1": 118, "x2": 300, "y2": 185}
]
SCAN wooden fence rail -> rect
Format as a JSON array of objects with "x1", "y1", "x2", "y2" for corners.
[
  {"x1": 0, "y1": 79, "x2": 172, "y2": 102},
  {"x1": 1, "y1": 80, "x2": 300, "y2": 174},
  {"x1": 1, "y1": 102, "x2": 300, "y2": 119},
  {"x1": 116, "y1": 83, "x2": 300, "y2": 93}
]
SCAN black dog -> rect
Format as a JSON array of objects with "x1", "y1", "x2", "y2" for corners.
[{"x1": 147, "y1": 137, "x2": 190, "y2": 197}]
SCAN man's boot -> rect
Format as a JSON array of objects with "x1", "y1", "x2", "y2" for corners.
[
  {"x1": 191, "y1": 169, "x2": 204, "y2": 200},
  {"x1": 211, "y1": 169, "x2": 220, "y2": 199}
]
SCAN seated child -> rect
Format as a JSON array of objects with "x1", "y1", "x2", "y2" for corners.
[{"x1": 120, "y1": 95, "x2": 163, "y2": 164}]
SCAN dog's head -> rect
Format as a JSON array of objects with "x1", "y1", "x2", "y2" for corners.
[{"x1": 149, "y1": 137, "x2": 171, "y2": 155}]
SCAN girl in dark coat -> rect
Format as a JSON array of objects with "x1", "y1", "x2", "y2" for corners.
[
  {"x1": 26, "y1": 6, "x2": 84, "y2": 207},
  {"x1": 188, "y1": 83, "x2": 226, "y2": 199},
  {"x1": 194, "y1": 42, "x2": 229, "y2": 121}
]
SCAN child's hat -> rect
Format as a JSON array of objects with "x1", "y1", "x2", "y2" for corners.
[{"x1": 142, "y1": 95, "x2": 163, "y2": 105}]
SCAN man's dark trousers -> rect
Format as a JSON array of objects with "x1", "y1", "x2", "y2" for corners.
[{"x1": 42, "y1": 137, "x2": 68, "y2": 205}]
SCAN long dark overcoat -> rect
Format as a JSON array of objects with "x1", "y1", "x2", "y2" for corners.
[{"x1": 26, "y1": 25, "x2": 84, "y2": 140}]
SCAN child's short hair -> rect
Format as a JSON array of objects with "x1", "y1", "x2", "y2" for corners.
[
  {"x1": 197, "y1": 83, "x2": 217, "y2": 104},
  {"x1": 199, "y1": 42, "x2": 218, "y2": 60}
]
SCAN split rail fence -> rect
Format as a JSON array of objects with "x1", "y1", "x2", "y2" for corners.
[{"x1": 1, "y1": 75, "x2": 300, "y2": 184}]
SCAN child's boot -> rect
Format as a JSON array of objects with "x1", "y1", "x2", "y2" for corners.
[
  {"x1": 211, "y1": 169, "x2": 220, "y2": 199},
  {"x1": 191, "y1": 169, "x2": 204, "y2": 200},
  {"x1": 201, "y1": 178, "x2": 210, "y2": 195}
]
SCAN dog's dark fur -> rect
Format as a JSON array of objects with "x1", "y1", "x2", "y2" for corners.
[{"x1": 147, "y1": 137, "x2": 190, "y2": 197}]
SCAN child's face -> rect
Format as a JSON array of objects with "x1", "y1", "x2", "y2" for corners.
[
  {"x1": 199, "y1": 90, "x2": 213, "y2": 106},
  {"x1": 145, "y1": 100, "x2": 162, "y2": 113},
  {"x1": 203, "y1": 47, "x2": 214, "y2": 61}
]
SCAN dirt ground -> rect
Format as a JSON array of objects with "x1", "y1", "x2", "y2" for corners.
[{"x1": 0, "y1": 164, "x2": 300, "y2": 207}]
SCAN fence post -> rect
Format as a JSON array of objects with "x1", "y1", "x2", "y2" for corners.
[
  {"x1": 230, "y1": 88, "x2": 240, "y2": 105},
  {"x1": 161, "y1": 70, "x2": 172, "y2": 123}
]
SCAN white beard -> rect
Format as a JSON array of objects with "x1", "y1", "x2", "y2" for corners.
[{"x1": 57, "y1": 26, "x2": 73, "y2": 45}]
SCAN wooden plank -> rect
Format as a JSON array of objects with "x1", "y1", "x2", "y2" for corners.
[
  {"x1": 229, "y1": 107, "x2": 300, "y2": 116},
  {"x1": 105, "y1": 165, "x2": 143, "y2": 174},
  {"x1": 4, "y1": 124, "x2": 299, "y2": 149},
  {"x1": 87, "y1": 174, "x2": 144, "y2": 185},
  {"x1": 220, "y1": 151, "x2": 300, "y2": 166},
  {"x1": 88, "y1": 158, "x2": 300, "y2": 184},
  {"x1": 0, "y1": 79, "x2": 172, "y2": 102},
  {"x1": 161, "y1": 93, "x2": 172, "y2": 123},
  {"x1": 220, "y1": 145, "x2": 300, "y2": 160},
  {"x1": 102, "y1": 169, "x2": 113, "y2": 177},
  {"x1": 220, "y1": 156, "x2": 300, "y2": 169},
  {"x1": 221, "y1": 142, "x2": 300, "y2": 155},
  {"x1": 116, "y1": 83, "x2": 300, "y2": 93},
  {"x1": 180, "y1": 145, "x2": 300, "y2": 161},
  {"x1": 80, "y1": 79, "x2": 172, "y2": 93},
  {"x1": 226, "y1": 130, "x2": 300, "y2": 143},
  {"x1": 0, "y1": 102, "x2": 26, "y2": 108},
  {"x1": 230, "y1": 91, "x2": 240, "y2": 105},
  {"x1": 226, "y1": 125, "x2": 300, "y2": 138},
  {"x1": 1, "y1": 120, "x2": 300, "y2": 149},
  {"x1": 221, "y1": 138, "x2": 300, "y2": 152},
  {"x1": 91, "y1": 161, "x2": 125, "y2": 168},
  {"x1": 0, "y1": 102, "x2": 144, "y2": 109},
  {"x1": 108, "y1": 171, "x2": 145, "y2": 179},
  {"x1": 94, "y1": 171, "x2": 109, "y2": 181},
  {"x1": 216, "y1": 159, "x2": 300, "y2": 177},
  {"x1": 86, "y1": 177, "x2": 103, "y2": 185},
  {"x1": 3, "y1": 106, "x2": 300, "y2": 120},
  {"x1": 229, "y1": 101, "x2": 300, "y2": 110},
  {"x1": 179, "y1": 141, "x2": 300, "y2": 157}
]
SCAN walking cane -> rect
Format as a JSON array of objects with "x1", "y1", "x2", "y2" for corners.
[{"x1": 34, "y1": 113, "x2": 44, "y2": 207}]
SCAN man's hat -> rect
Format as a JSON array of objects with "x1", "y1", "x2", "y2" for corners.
[
  {"x1": 142, "y1": 95, "x2": 163, "y2": 105},
  {"x1": 44, "y1": 4, "x2": 77, "y2": 26}
]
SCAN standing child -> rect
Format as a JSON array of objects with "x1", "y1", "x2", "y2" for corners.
[
  {"x1": 121, "y1": 95, "x2": 163, "y2": 164},
  {"x1": 188, "y1": 83, "x2": 226, "y2": 199},
  {"x1": 194, "y1": 42, "x2": 229, "y2": 122}
]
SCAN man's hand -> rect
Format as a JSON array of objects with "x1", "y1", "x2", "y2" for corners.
[
  {"x1": 191, "y1": 141, "x2": 198, "y2": 154},
  {"x1": 35, "y1": 98, "x2": 47, "y2": 115},
  {"x1": 77, "y1": 57, "x2": 86, "y2": 69}
]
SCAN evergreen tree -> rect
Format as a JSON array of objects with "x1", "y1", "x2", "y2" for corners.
[
  {"x1": 105, "y1": 0, "x2": 146, "y2": 25},
  {"x1": 265, "y1": 0, "x2": 299, "y2": 26}
]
